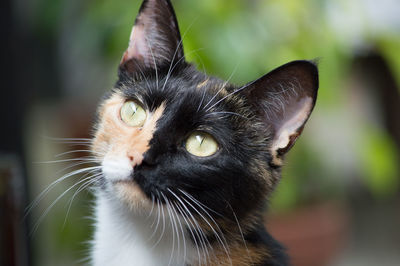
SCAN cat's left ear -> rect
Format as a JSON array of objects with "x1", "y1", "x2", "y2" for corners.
[
  {"x1": 120, "y1": 0, "x2": 184, "y2": 73},
  {"x1": 243, "y1": 60, "x2": 318, "y2": 161}
]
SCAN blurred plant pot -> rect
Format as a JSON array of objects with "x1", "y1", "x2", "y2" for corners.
[{"x1": 266, "y1": 202, "x2": 349, "y2": 266}]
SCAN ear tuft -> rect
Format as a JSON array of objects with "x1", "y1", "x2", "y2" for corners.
[
  {"x1": 120, "y1": 0, "x2": 185, "y2": 74},
  {"x1": 244, "y1": 60, "x2": 319, "y2": 159}
]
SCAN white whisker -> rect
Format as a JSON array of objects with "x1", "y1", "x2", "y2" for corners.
[
  {"x1": 31, "y1": 171, "x2": 102, "y2": 234},
  {"x1": 179, "y1": 189, "x2": 232, "y2": 265},
  {"x1": 55, "y1": 149, "x2": 103, "y2": 158},
  {"x1": 171, "y1": 201, "x2": 187, "y2": 265},
  {"x1": 54, "y1": 160, "x2": 98, "y2": 176},
  {"x1": 148, "y1": 198, "x2": 162, "y2": 243},
  {"x1": 205, "y1": 111, "x2": 248, "y2": 120},
  {"x1": 152, "y1": 194, "x2": 166, "y2": 249},
  {"x1": 174, "y1": 201, "x2": 204, "y2": 265},
  {"x1": 25, "y1": 166, "x2": 102, "y2": 217},
  {"x1": 62, "y1": 173, "x2": 102, "y2": 228},
  {"x1": 161, "y1": 193, "x2": 176, "y2": 266},
  {"x1": 226, "y1": 201, "x2": 252, "y2": 264},
  {"x1": 35, "y1": 157, "x2": 100, "y2": 164},
  {"x1": 161, "y1": 18, "x2": 199, "y2": 92},
  {"x1": 42, "y1": 137, "x2": 92, "y2": 142},
  {"x1": 145, "y1": 37, "x2": 159, "y2": 90},
  {"x1": 168, "y1": 189, "x2": 212, "y2": 265},
  {"x1": 203, "y1": 63, "x2": 239, "y2": 111}
]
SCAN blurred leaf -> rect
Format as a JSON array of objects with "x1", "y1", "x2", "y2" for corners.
[
  {"x1": 378, "y1": 37, "x2": 400, "y2": 90},
  {"x1": 358, "y1": 127, "x2": 399, "y2": 198}
]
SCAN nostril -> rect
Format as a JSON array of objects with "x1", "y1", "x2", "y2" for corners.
[{"x1": 127, "y1": 152, "x2": 144, "y2": 167}]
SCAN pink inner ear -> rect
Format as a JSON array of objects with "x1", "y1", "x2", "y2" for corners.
[
  {"x1": 272, "y1": 96, "x2": 313, "y2": 152},
  {"x1": 120, "y1": 26, "x2": 148, "y2": 66}
]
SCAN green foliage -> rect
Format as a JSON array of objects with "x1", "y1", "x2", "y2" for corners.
[
  {"x1": 358, "y1": 127, "x2": 399, "y2": 198},
  {"x1": 378, "y1": 37, "x2": 400, "y2": 89}
]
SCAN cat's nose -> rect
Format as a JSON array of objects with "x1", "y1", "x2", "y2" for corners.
[{"x1": 127, "y1": 151, "x2": 143, "y2": 167}]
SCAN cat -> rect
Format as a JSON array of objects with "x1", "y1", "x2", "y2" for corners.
[{"x1": 90, "y1": 0, "x2": 318, "y2": 265}]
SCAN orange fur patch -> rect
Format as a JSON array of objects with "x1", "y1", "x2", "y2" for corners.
[
  {"x1": 114, "y1": 181, "x2": 153, "y2": 211},
  {"x1": 210, "y1": 243, "x2": 269, "y2": 266},
  {"x1": 92, "y1": 93, "x2": 165, "y2": 206},
  {"x1": 92, "y1": 93, "x2": 165, "y2": 162}
]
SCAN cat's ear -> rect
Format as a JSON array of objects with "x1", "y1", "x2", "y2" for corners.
[
  {"x1": 244, "y1": 60, "x2": 318, "y2": 160},
  {"x1": 120, "y1": 0, "x2": 184, "y2": 73}
]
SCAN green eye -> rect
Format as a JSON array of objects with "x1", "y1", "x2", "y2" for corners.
[
  {"x1": 186, "y1": 131, "x2": 219, "y2": 157},
  {"x1": 120, "y1": 101, "x2": 147, "y2": 127}
]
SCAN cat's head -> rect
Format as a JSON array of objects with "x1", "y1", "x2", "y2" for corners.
[{"x1": 92, "y1": 0, "x2": 318, "y2": 225}]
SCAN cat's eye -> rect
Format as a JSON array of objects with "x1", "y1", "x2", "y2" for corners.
[
  {"x1": 120, "y1": 101, "x2": 147, "y2": 127},
  {"x1": 186, "y1": 131, "x2": 219, "y2": 157}
]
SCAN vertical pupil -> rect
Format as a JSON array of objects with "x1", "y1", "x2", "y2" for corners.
[
  {"x1": 129, "y1": 102, "x2": 138, "y2": 117},
  {"x1": 195, "y1": 134, "x2": 205, "y2": 146}
]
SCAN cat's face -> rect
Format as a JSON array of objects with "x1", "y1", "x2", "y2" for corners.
[
  {"x1": 92, "y1": 0, "x2": 318, "y2": 225},
  {"x1": 93, "y1": 67, "x2": 270, "y2": 219}
]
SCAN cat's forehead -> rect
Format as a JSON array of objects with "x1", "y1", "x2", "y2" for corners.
[{"x1": 116, "y1": 70, "x2": 237, "y2": 113}]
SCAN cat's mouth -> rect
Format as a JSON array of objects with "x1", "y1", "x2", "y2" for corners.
[{"x1": 112, "y1": 179, "x2": 153, "y2": 209}]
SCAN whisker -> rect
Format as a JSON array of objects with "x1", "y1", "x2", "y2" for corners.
[
  {"x1": 54, "y1": 160, "x2": 98, "y2": 176},
  {"x1": 194, "y1": 53, "x2": 209, "y2": 113},
  {"x1": 174, "y1": 201, "x2": 205, "y2": 266},
  {"x1": 130, "y1": 57, "x2": 153, "y2": 93},
  {"x1": 148, "y1": 198, "x2": 162, "y2": 242},
  {"x1": 62, "y1": 173, "x2": 102, "y2": 228},
  {"x1": 169, "y1": 199, "x2": 181, "y2": 264},
  {"x1": 179, "y1": 189, "x2": 232, "y2": 265},
  {"x1": 25, "y1": 166, "x2": 102, "y2": 217},
  {"x1": 61, "y1": 142, "x2": 93, "y2": 147},
  {"x1": 30, "y1": 171, "x2": 101, "y2": 234},
  {"x1": 34, "y1": 157, "x2": 100, "y2": 164},
  {"x1": 168, "y1": 189, "x2": 212, "y2": 265},
  {"x1": 181, "y1": 200, "x2": 211, "y2": 265},
  {"x1": 171, "y1": 201, "x2": 187, "y2": 265},
  {"x1": 161, "y1": 47, "x2": 205, "y2": 91},
  {"x1": 226, "y1": 201, "x2": 252, "y2": 264},
  {"x1": 204, "y1": 79, "x2": 254, "y2": 112},
  {"x1": 197, "y1": 86, "x2": 208, "y2": 113},
  {"x1": 205, "y1": 111, "x2": 249, "y2": 120},
  {"x1": 152, "y1": 193, "x2": 166, "y2": 249},
  {"x1": 161, "y1": 17, "x2": 199, "y2": 92},
  {"x1": 145, "y1": 37, "x2": 159, "y2": 90},
  {"x1": 54, "y1": 149, "x2": 103, "y2": 158},
  {"x1": 161, "y1": 193, "x2": 177, "y2": 266},
  {"x1": 146, "y1": 194, "x2": 156, "y2": 220},
  {"x1": 203, "y1": 63, "x2": 239, "y2": 111},
  {"x1": 42, "y1": 137, "x2": 92, "y2": 142}
]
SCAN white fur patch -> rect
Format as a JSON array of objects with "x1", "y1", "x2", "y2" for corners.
[
  {"x1": 91, "y1": 192, "x2": 198, "y2": 266},
  {"x1": 101, "y1": 156, "x2": 132, "y2": 182}
]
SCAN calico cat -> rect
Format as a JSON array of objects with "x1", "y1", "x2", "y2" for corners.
[{"x1": 90, "y1": 0, "x2": 318, "y2": 265}]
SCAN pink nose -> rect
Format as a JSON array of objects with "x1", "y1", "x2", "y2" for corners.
[{"x1": 127, "y1": 151, "x2": 143, "y2": 167}]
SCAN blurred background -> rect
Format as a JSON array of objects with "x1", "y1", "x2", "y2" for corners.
[{"x1": 1, "y1": 0, "x2": 399, "y2": 265}]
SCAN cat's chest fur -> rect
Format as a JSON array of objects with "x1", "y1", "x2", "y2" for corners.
[{"x1": 92, "y1": 193, "x2": 197, "y2": 266}]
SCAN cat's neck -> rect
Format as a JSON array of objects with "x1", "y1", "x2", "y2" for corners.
[{"x1": 91, "y1": 191, "x2": 196, "y2": 266}]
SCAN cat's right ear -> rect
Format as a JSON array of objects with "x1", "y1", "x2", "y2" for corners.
[
  {"x1": 119, "y1": 0, "x2": 185, "y2": 74},
  {"x1": 243, "y1": 60, "x2": 319, "y2": 164}
]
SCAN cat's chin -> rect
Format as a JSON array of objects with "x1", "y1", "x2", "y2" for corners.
[{"x1": 112, "y1": 180, "x2": 153, "y2": 211}]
